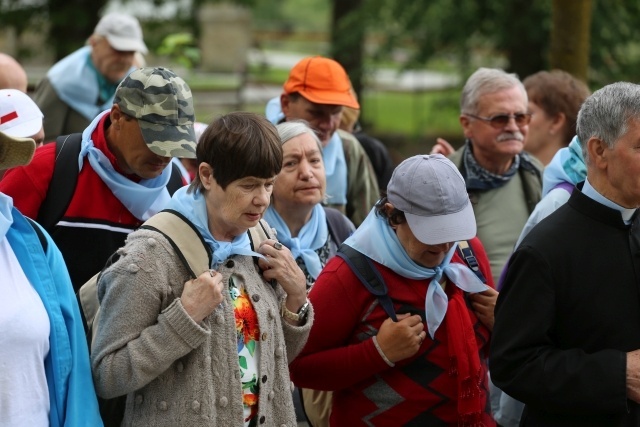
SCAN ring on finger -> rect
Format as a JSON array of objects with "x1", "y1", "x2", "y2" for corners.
[{"x1": 274, "y1": 241, "x2": 283, "y2": 250}]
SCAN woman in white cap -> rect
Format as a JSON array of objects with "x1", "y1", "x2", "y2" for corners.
[
  {"x1": 0, "y1": 132, "x2": 102, "y2": 427},
  {"x1": 290, "y1": 154, "x2": 498, "y2": 426}
]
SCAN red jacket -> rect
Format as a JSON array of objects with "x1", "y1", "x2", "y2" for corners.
[
  {"x1": 290, "y1": 237, "x2": 496, "y2": 426},
  {"x1": 0, "y1": 115, "x2": 142, "y2": 290}
]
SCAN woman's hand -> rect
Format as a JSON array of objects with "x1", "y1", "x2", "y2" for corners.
[
  {"x1": 469, "y1": 287, "x2": 498, "y2": 331},
  {"x1": 376, "y1": 313, "x2": 426, "y2": 363},
  {"x1": 257, "y1": 240, "x2": 307, "y2": 311},
  {"x1": 181, "y1": 270, "x2": 224, "y2": 323}
]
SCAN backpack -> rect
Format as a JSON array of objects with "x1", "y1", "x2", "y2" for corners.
[
  {"x1": 76, "y1": 209, "x2": 271, "y2": 427},
  {"x1": 301, "y1": 240, "x2": 487, "y2": 427},
  {"x1": 36, "y1": 133, "x2": 186, "y2": 231},
  {"x1": 323, "y1": 206, "x2": 354, "y2": 244},
  {"x1": 79, "y1": 209, "x2": 272, "y2": 347}
]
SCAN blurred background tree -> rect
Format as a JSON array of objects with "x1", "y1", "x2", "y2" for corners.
[
  {"x1": 2, "y1": 0, "x2": 637, "y2": 85},
  {"x1": 550, "y1": 0, "x2": 592, "y2": 82},
  {"x1": 1, "y1": 0, "x2": 639, "y2": 154}
]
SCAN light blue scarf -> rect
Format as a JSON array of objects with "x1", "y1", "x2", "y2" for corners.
[
  {"x1": 168, "y1": 186, "x2": 265, "y2": 268},
  {"x1": 78, "y1": 111, "x2": 172, "y2": 221},
  {"x1": 0, "y1": 193, "x2": 14, "y2": 240},
  {"x1": 48, "y1": 46, "x2": 134, "y2": 121},
  {"x1": 542, "y1": 136, "x2": 586, "y2": 196},
  {"x1": 344, "y1": 209, "x2": 488, "y2": 338},
  {"x1": 263, "y1": 204, "x2": 328, "y2": 279},
  {"x1": 264, "y1": 96, "x2": 348, "y2": 205}
]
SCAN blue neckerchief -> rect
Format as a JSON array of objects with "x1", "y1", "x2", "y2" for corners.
[
  {"x1": 265, "y1": 96, "x2": 285, "y2": 125},
  {"x1": 47, "y1": 46, "x2": 134, "y2": 120},
  {"x1": 582, "y1": 178, "x2": 637, "y2": 224},
  {"x1": 263, "y1": 204, "x2": 328, "y2": 279},
  {"x1": 462, "y1": 140, "x2": 519, "y2": 190},
  {"x1": 264, "y1": 96, "x2": 348, "y2": 205},
  {"x1": 344, "y1": 208, "x2": 488, "y2": 338},
  {"x1": 78, "y1": 111, "x2": 172, "y2": 221},
  {"x1": 0, "y1": 193, "x2": 14, "y2": 240},
  {"x1": 323, "y1": 132, "x2": 347, "y2": 205},
  {"x1": 168, "y1": 186, "x2": 265, "y2": 268},
  {"x1": 542, "y1": 136, "x2": 586, "y2": 196}
]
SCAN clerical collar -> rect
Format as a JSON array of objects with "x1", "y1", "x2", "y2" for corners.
[{"x1": 582, "y1": 178, "x2": 637, "y2": 224}]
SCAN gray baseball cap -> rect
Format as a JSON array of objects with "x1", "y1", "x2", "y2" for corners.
[
  {"x1": 94, "y1": 12, "x2": 148, "y2": 54},
  {"x1": 114, "y1": 67, "x2": 197, "y2": 159},
  {"x1": 387, "y1": 154, "x2": 476, "y2": 245}
]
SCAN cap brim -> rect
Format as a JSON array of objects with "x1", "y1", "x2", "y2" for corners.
[
  {"x1": 0, "y1": 132, "x2": 36, "y2": 170},
  {"x1": 404, "y1": 200, "x2": 477, "y2": 245},
  {"x1": 0, "y1": 117, "x2": 43, "y2": 139},
  {"x1": 106, "y1": 35, "x2": 148, "y2": 54},
  {"x1": 139, "y1": 120, "x2": 198, "y2": 159},
  {"x1": 297, "y1": 88, "x2": 360, "y2": 109}
]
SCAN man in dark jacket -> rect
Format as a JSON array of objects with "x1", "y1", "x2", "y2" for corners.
[{"x1": 491, "y1": 82, "x2": 640, "y2": 426}]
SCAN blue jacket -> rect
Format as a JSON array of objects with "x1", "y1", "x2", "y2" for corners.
[{"x1": 6, "y1": 207, "x2": 102, "y2": 427}]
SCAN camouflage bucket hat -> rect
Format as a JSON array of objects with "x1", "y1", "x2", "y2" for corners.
[{"x1": 114, "y1": 67, "x2": 197, "y2": 159}]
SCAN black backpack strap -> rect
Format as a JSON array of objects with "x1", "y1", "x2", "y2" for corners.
[
  {"x1": 323, "y1": 206, "x2": 353, "y2": 245},
  {"x1": 26, "y1": 216, "x2": 48, "y2": 253},
  {"x1": 336, "y1": 244, "x2": 397, "y2": 322},
  {"x1": 456, "y1": 240, "x2": 487, "y2": 284},
  {"x1": 167, "y1": 161, "x2": 186, "y2": 195},
  {"x1": 37, "y1": 133, "x2": 83, "y2": 230}
]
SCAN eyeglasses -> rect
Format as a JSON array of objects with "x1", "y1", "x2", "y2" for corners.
[{"x1": 465, "y1": 113, "x2": 532, "y2": 129}]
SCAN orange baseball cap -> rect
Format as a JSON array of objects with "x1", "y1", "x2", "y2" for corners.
[{"x1": 283, "y1": 56, "x2": 360, "y2": 109}]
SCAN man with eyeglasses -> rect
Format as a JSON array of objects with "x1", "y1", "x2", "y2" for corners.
[
  {"x1": 448, "y1": 67, "x2": 543, "y2": 287},
  {"x1": 445, "y1": 68, "x2": 543, "y2": 426}
]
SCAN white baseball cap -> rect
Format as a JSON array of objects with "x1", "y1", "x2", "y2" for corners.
[
  {"x1": 0, "y1": 89, "x2": 44, "y2": 139},
  {"x1": 94, "y1": 12, "x2": 148, "y2": 54}
]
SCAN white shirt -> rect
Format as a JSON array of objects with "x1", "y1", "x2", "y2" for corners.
[{"x1": 0, "y1": 237, "x2": 50, "y2": 427}]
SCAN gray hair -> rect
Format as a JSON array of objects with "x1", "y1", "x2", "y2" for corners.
[
  {"x1": 577, "y1": 82, "x2": 640, "y2": 164},
  {"x1": 460, "y1": 67, "x2": 527, "y2": 114},
  {"x1": 276, "y1": 120, "x2": 323, "y2": 151}
]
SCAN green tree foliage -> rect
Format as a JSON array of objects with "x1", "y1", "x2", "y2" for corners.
[
  {"x1": 589, "y1": 0, "x2": 640, "y2": 86},
  {"x1": 0, "y1": 0, "x2": 106, "y2": 61},
  {"x1": 363, "y1": 0, "x2": 640, "y2": 86},
  {"x1": 366, "y1": 0, "x2": 550, "y2": 79}
]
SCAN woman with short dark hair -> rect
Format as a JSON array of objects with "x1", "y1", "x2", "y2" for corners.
[{"x1": 92, "y1": 112, "x2": 312, "y2": 426}]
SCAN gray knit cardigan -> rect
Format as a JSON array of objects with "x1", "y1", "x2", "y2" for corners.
[{"x1": 91, "y1": 228, "x2": 313, "y2": 426}]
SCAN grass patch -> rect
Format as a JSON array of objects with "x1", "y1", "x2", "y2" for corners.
[
  {"x1": 186, "y1": 74, "x2": 244, "y2": 91},
  {"x1": 247, "y1": 64, "x2": 291, "y2": 85},
  {"x1": 362, "y1": 89, "x2": 462, "y2": 137}
]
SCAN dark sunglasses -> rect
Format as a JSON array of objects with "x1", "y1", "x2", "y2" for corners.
[{"x1": 465, "y1": 112, "x2": 532, "y2": 129}]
